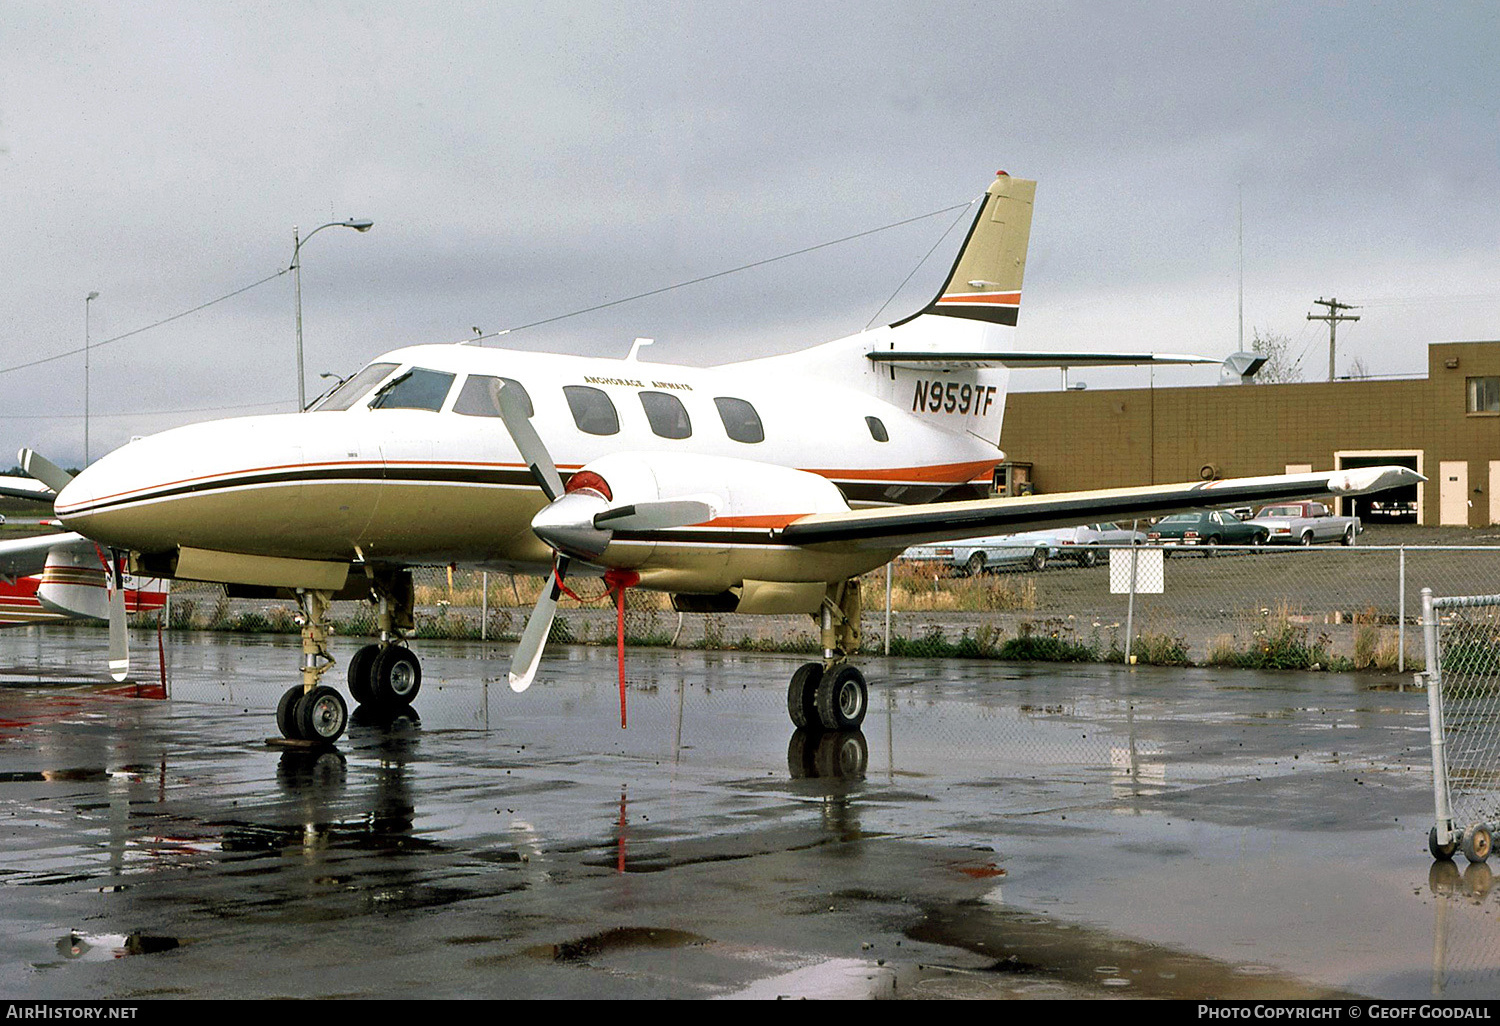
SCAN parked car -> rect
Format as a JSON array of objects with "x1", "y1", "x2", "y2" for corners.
[
  {"x1": 1248, "y1": 501, "x2": 1361, "y2": 546},
  {"x1": 903, "y1": 532, "x2": 1053, "y2": 575},
  {"x1": 1146, "y1": 510, "x2": 1268, "y2": 553},
  {"x1": 1034, "y1": 522, "x2": 1151, "y2": 567}
]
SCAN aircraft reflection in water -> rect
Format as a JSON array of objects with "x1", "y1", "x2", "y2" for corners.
[{"x1": 15, "y1": 168, "x2": 1420, "y2": 746}]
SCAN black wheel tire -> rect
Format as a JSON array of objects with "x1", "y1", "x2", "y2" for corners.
[
  {"x1": 295, "y1": 685, "x2": 348, "y2": 745},
  {"x1": 1251, "y1": 533, "x2": 1265, "y2": 549},
  {"x1": 371, "y1": 645, "x2": 422, "y2": 711},
  {"x1": 1079, "y1": 547, "x2": 1099, "y2": 568},
  {"x1": 814, "y1": 665, "x2": 868, "y2": 731},
  {"x1": 1203, "y1": 536, "x2": 1221, "y2": 557},
  {"x1": 1341, "y1": 526, "x2": 1356, "y2": 546},
  {"x1": 965, "y1": 552, "x2": 985, "y2": 577},
  {"x1": 813, "y1": 731, "x2": 869, "y2": 779},
  {"x1": 276, "y1": 685, "x2": 306, "y2": 740},
  {"x1": 1431, "y1": 825, "x2": 1459, "y2": 861},
  {"x1": 1300, "y1": 532, "x2": 1314, "y2": 546},
  {"x1": 1029, "y1": 549, "x2": 1047, "y2": 572},
  {"x1": 787, "y1": 728, "x2": 817, "y2": 778},
  {"x1": 347, "y1": 643, "x2": 380, "y2": 706},
  {"x1": 786, "y1": 662, "x2": 823, "y2": 729}
]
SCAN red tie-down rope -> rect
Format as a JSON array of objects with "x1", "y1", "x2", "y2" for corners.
[{"x1": 603, "y1": 569, "x2": 641, "y2": 728}]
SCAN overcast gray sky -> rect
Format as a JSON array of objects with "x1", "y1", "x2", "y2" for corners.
[{"x1": 3, "y1": 1, "x2": 1497, "y2": 466}]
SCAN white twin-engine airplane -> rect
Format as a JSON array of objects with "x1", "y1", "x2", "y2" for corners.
[{"x1": 27, "y1": 171, "x2": 1418, "y2": 745}]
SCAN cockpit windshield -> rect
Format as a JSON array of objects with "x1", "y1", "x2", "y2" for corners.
[
  {"x1": 311, "y1": 362, "x2": 400, "y2": 411},
  {"x1": 367, "y1": 367, "x2": 457, "y2": 412}
]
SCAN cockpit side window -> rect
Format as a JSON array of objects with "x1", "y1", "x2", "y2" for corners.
[
  {"x1": 865, "y1": 416, "x2": 889, "y2": 442},
  {"x1": 454, "y1": 375, "x2": 534, "y2": 418},
  {"x1": 312, "y1": 362, "x2": 400, "y2": 412},
  {"x1": 640, "y1": 391, "x2": 692, "y2": 439},
  {"x1": 368, "y1": 367, "x2": 457, "y2": 412},
  {"x1": 714, "y1": 396, "x2": 764, "y2": 443},
  {"x1": 563, "y1": 385, "x2": 620, "y2": 436}
]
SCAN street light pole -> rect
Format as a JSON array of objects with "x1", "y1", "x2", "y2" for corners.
[
  {"x1": 292, "y1": 219, "x2": 373, "y2": 410},
  {"x1": 84, "y1": 291, "x2": 99, "y2": 465}
]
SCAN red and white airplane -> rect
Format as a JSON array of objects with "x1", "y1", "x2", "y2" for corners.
[
  {"x1": 21, "y1": 171, "x2": 1418, "y2": 743},
  {"x1": 0, "y1": 521, "x2": 167, "y2": 676}
]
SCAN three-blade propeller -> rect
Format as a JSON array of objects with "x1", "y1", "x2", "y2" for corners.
[
  {"x1": 19, "y1": 448, "x2": 129, "y2": 682},
  {"x1": 493, "y1": 385, "x2": 715, "y2": 700}
]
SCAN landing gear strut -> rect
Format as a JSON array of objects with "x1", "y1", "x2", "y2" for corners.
[
  {"x1": 273, "y1": 570, "x2": 423, "y2": 745},
  {"x1": 786, "y1": 579, "x2": 868, "y2": 731},
  {"x1": 275, "y1": 588, "x2": 349, "y2": 745}
]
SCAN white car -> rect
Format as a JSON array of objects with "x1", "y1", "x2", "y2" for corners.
[
  {"x1": 903, "y1": 522, "x2": 1149, "y2": 575},
  {"x1": 904, "y1": 533, "x2": 1053, "y2": 575},
  {"x1": 1040, "y1": 522, "x2": 1151, "y2": 566}
]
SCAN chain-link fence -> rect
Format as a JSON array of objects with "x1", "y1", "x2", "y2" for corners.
[
  {"x1": 1421, "y1": 588, "x2": 1500, "y2": 863},
  {"x1": 140, "y1": 544, "x2": 1500, "y2": 674}
]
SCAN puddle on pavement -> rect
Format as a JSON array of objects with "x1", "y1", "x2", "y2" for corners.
[
  {"x1": 906, "y1": 903, "x2": 1357, "y2": 999},
  {"x1": 522, "y1": 926, "x2": 710, "y2": 962},
  {"x1": 51, "y1": 931, "x2": 179, "y2": 962}
]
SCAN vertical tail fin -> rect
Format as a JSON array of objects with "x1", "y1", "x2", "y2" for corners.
[{"x1": 895, "y1": 171, "x2": 1035, "y2": 329}]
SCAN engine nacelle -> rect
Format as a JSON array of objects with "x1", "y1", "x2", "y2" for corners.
[{"x1": 530, "y1": 452, "x2": 853, "y2": 592}]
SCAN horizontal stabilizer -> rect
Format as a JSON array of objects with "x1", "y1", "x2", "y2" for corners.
[
  {"x1": 777, "y1": 467, "x2": 1425, "y2": 550},
  {"x1": 0, "y1": 476, "x2": 57, "y2": 502},
  {"x1": 868, "y1": 350, "x2": 1221, "y2": 371}
]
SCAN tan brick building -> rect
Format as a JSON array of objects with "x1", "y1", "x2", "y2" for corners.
[{"x1": 998, "y1": 340, "x2": 1500, "y2": 527}]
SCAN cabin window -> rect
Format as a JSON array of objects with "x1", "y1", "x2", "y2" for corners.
[
  {"x1": 640, "y1": 391, "x2": 692, "y2": 439},
  {"x1": 714, "y1": 396, "x2": 764, "y2": 444},
  {"x1": 368, "y1": 367, "x2": 456, "y2": 412},
  {"x1": 865, "y1": 415, "x2": 889, "y2": 442},
  {"x1": 1466, "y1": 376, "x2": 1500, "y2": 415},
  {"x1": 454, "y1": 375, "x2": 534, "y2": 418},
  {"x1": 313, "y1": 362, "x2": 399, "y2": 411},
  {"x1": 563, "y1": 385, "x2": 620, "y2": 436}
]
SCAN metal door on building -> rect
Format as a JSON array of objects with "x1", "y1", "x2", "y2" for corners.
[{"x1": 1440, "y1": 461, "x2": 1469, "y2": 526}]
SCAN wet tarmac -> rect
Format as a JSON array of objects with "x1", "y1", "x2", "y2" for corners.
[{"x1": 0, "y1": 626, "x2": 1496, "y2": 1000}]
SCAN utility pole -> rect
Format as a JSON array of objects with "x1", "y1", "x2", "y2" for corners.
[{"x1": 1307, "y1": 296, "x2": 1360, "y2": 382}]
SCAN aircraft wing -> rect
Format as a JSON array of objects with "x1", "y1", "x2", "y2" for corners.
[
  {"x1": 0, "y1": 532, "x2": 91, "y2": 581},
  {"x1": 0, "y1": 477, "x2": 55, "y2": 502},
  {"x1": 777, "y1": 466, "x2": 1422, "y2": 550}
]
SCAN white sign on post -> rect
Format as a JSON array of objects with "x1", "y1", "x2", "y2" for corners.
[{"x1": 1110, "y1": 548, "x2": 1165, "y2": 594}]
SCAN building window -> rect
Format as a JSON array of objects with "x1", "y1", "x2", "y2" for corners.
[
  {"x1": 714, "y1": 397, "x2": 764, "y2": 443},
  {"x1": 453, "y1": 375, "x2": 533, "y2": 418},
  {"x1": 865, "y1": 416, "x2": 889, "y2": 442},
  {"x1": 639, "y1": 391, "x2": 692, "y2": 439},
  {"x1": 563, "y1": 385, "x2": 620, "y2": 436},
  {"x1": 1468, "y1": 377, "x2": 1500, "y2": 415}
]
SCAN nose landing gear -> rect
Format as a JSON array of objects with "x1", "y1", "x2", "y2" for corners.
[
  {"x1": 272, "y1": 570, "x2": 421, "y2": 746},
  {"x1": 274, "y1": 588, "x2": 349, "y2": 746}
]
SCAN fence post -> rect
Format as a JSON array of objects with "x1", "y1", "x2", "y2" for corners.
[
  {"x1": 884, "y1": 562, "x2": 892, "y2": 657},
  {"x1": 1398, "y1": 546, "x2": 1406, "y2": 673},
  {"x1": 1422, "y1": 587, "x2": 1455, "y2": 847},
  {"x1": 1124, "y1": 520, "x2": 1140, "y2": 664},
  {"x1": 481, "y1": 571, "x2": 489, "y2": 641}
]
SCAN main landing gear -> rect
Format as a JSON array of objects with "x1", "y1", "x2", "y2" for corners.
[
  {"x1": 274, "y1": 570, "x2": 422, "y2": 746},
  {"x1": 786, "y1": 579, "x2": 869, "y2": 732}
]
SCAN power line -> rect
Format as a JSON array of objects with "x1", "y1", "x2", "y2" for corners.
[
  {"x1": 0, "y1": 399, "x2": 288, "y2": 421},
  {"x1": 490, "y1": 201, "x2": 977, "y2": 338},
  {"x1": 0, "y1": 268, "x2": 290, "y2": 377}
]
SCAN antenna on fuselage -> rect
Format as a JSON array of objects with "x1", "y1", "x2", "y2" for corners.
[{"x1": 626, "y1": 337, "x2": 654, "y2": 362}]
